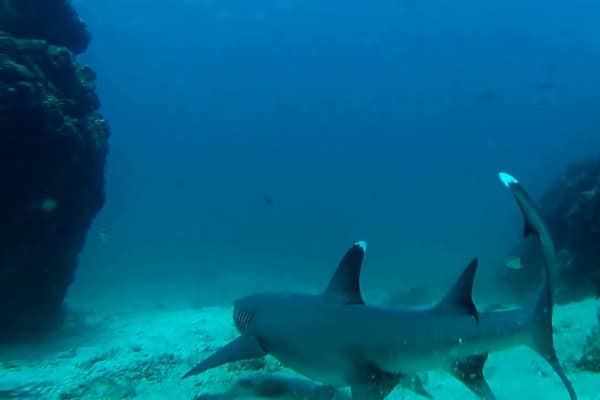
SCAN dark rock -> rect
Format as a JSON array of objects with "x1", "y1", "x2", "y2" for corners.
[
  {"x1": 501, "y1": 157, "x2": 600, "y2": 303},
  {"x1": 0, "y1": 32, "x2": 109, "y2": 341},
  {"x1": 0, "y1": 0, "x2": 91, "y2": 54}
]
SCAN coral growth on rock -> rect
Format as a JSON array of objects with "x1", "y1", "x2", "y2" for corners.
[
  {"x1": 0, "y1": 28, "x2": 108, "y2": 339},
  {"x1": 0, "y1": 0, "x2": 91, "y2": 54}
]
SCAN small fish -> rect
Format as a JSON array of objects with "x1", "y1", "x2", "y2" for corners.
[
  {"x1": 505, "y1": 255, "x2": 523, "y2": 270},
  {"x1": 534, "y1": 81, "x2": 556, "y2": 92},
  {"x1": 475, "y1": 89, "x2": 500, "y2": 103},
  {"x1": 30, "y1": 197, "x2": 58, "y2": 213},
  {"x1": 98, "y1": 227, "x2": 110, "y2": 245},
  {"x1": 263, "y1": 195, "x2": 273, "y2": 206}
]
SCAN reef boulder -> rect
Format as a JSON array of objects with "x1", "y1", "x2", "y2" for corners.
[
  {"x1": 0, "y1": 32, "x2": 109, "y2": 340},
  {"x1": 0, "y1": 0, "x2": 91, "y2": 54}
]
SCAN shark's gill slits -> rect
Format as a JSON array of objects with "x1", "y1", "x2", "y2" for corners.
[{"x1": 234, "y1": 309, "x2": 253, "y2": 333}]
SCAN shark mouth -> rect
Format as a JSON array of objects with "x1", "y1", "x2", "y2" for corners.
[{"x1": 233, "y1": 309, "x2": 254, "y2": 333}]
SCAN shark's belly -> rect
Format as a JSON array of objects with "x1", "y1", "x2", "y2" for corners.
[
  {"x1": 265, "y1": 334, "x2": 354, "y2": 387},
  {"x1": 256, "y1": 303, "x2": 423, "y2": 385},
  {"x1": 253, "y1": 296, "x2": 529, "y2": 386},
  {"x1": 264, "y1": 327, "x2": 439, "y2": 384}
]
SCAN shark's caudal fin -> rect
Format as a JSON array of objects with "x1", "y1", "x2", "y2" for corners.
[
  {"x1": 528, "y1": 274, "x2": 577, "y2": 400},
  {"x1": 499, "y1": 172, "x2": 577, "y2": 400},
  {"x1": 324, "y1": 241, "x2": 367, "y2": 304},
  {"x1": 434, "y1": 258, "x2": 480, "y2": 324},
  {"x1": 182, "y1": 335, "x2": 266, "y2": 379},
  {"x1": 498, "y1": 172, "x2": 560, "y2": 284}
]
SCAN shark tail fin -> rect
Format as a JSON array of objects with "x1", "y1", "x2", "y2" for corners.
[
  {"x1": 499, "y1": 171, "x2": 577, "y2": 400},
  {"x1": 528, "y1": 273, "x2": 577, "y2": 400}
]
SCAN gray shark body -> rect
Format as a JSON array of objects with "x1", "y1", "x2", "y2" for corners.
[{"x1": 184, "y1": 173, "x2": 577, "y2": 400}]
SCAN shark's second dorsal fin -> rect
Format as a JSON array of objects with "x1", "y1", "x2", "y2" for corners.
[
  {"x1": 434, "y1": 258, "x2": 479, "y2": 323},
  {"x1": 324, "y1": 241, "x2": 366, "y2": 305}
]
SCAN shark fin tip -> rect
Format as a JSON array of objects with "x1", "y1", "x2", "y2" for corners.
[
  {"x1": 498, "y1": 172, "x2": 518, "y2": 187},
  {"x1": 355, "y1": 241, "x2": 367, "y2": 251}
]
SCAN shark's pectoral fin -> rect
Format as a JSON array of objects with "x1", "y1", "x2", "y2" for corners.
[
  {"x1": 351, "y1": 364, "x2": 432, "y2": 400},
  {"x1": 447, "y1": 353, "x2": 495, "y2": 400},
  {"x1": 433, "y1": 258, "x2": 480, "y2": 324},
  {"x1": 324, "y1": 241, "x2": 367, "y2": 305},
  {"x1": 398, "y1": 373, "x2": 433, "y2": 399},
  {"x1": 182, "y1": 335, "x2": 266, "y2": 379},
  {"x1": 350, "y1": 366, "x2": 398, "y2": 400}
]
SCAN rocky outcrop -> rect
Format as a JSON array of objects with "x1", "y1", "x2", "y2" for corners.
[
  {"x1": 502, "y1": 157, "x2": 600, "y2": 303},
  {"x1": 0, "y1": 28, "x2": 108, "y2": 339},
  {"x1": 0, "y1": 0, "x2": 91, "y2": 54}
]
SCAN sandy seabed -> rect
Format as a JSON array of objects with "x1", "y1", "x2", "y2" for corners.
[{"x1": 1, "y1": 299, "x2": 599, "y2": 400}]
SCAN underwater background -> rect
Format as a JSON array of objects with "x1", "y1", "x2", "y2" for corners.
[
  {"x1": 2, "y1": 1, "x2": 600, "y2": 399},
  {"x1": 70, "y1": 0, "x2": 600, "y2": 312}
]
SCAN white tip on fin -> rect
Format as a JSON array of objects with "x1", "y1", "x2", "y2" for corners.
[
  {"x1": 498, "y1": 172, "x2": 518, "y2": 187},
  {"x1": 355, "y1": 241, "x2": 367, "y2": 251}
]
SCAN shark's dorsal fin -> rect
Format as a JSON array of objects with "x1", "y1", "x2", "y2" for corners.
[
  {"x1": 434, "y1": 258, "x2": 479, "y2": 323},
  {"x1": 324, "y1": 241, "x2": 366, "y2": 305}
]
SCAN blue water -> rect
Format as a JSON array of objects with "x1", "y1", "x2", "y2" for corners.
[{"x1": 70, "y1": 0, "x2": 600, "y2": 310}]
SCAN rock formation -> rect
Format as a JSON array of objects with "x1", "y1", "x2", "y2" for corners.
[
  {"x1": 0, "y1": 0, "x2": 91, "y2": 54},
  {"x1": 0, "y1": 0, "x2": 108, "y2": 340}
]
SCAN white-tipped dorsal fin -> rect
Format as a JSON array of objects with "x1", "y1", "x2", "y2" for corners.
[{"x1": 324, "y1": 241, "x2": 367, "y2": 305}]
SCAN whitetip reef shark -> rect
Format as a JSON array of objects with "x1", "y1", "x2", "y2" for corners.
[{"x1": 183, "y1": 172, "x2": 577, "y2": 400}]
